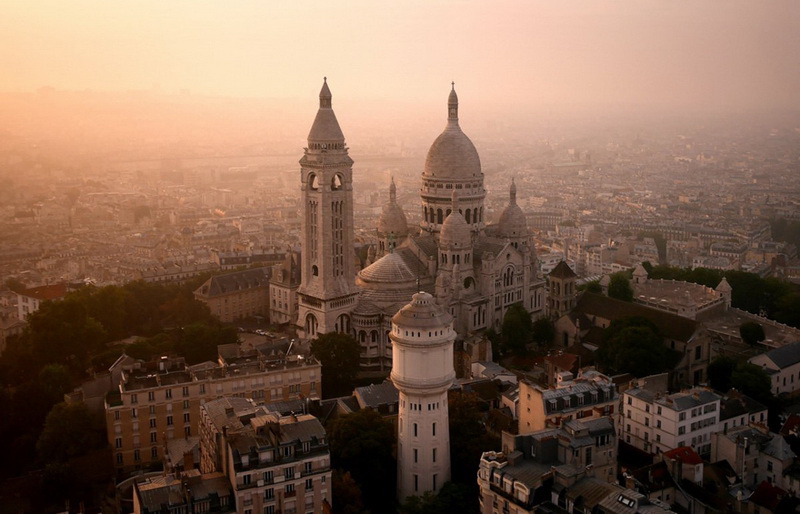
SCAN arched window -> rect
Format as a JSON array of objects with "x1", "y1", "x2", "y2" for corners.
[
  {"x1": 446, "y1": 209, "x2": 451, "y2": 218},
  {"x1": 305, "y1": 314, "x2": 318, "y2": 337},
  {"x1": 437, "y1": 209, "x2": 443, "y2": 224},
  {"x1": 466, "y1": 209, "x2": 472, "y2": 224},
  {"x1": 370, "y1": 331, "x2": 378, "y2": 343},
  {"x1": 308, "y1": 173, "x2": 319, "y2": 190},
  {"x1": 331, "y1": 174, "x2": 343, "y2": 190},
  {"x1": 359, "y1": 330, "x2": 366, "y2": 343},
  {"x1": 312, "y1": 265, "x2": 318, "y2": 276},
  {"x1": 336, "y1": 314, "x2": 350, "y2": 334}
]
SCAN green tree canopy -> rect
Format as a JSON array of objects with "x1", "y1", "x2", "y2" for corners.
[
  {"x1": 739, "y1": 321, "x2": 766, "y2": 346},
  {"x1": 328, "y1": 408, "x2": 395, "y2": 512},
  {"x1": 36, "y1": 402, "x2": 105, "y2": 462},
  {"x1": 448, "y1": 392, "x2": 500, "y2": 497},
  {"x1": 707, "y1": 356, "x2": 736, "y2": 393},
  {"x1": 596, "y1": 317, "x2": 679, "y2": 376},
  {"x1": 531, "y1": 317, "x2": 555, "y2": 348},
  {"x1": 501, "y1": 303, "x2": 533, "y2": 356},
  {"x1": 731, "y1": 362, "x2": 772, "y2": 405},
  {"x1": 332, "y1": 470, "x2": 368, "y2": 514},
  {"x1": 311, "y1": 332, "x2": 361, "y2": 398},
  {"x1": 582, "y1": 281, "x2": 602, "y2": 294},
  {"x1": 608, "y1": 273, "x2": 634, "y2": 302}
]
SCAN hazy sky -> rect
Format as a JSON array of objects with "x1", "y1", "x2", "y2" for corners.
[{"x1": 3, "y1": 1, "x2": 799, "y2": 113}]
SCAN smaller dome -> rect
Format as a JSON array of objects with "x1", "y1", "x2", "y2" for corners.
[
  {"x1": 497, "y1": 204, "x2": 527, "y2": 238},
  {"x1": 392, "y1": 291, "x2": 453, "y2": 331},
  {"x1": 440, "y1": 210, "x2": 470, "y2": 248},
  {"x1": 377, "y1": 179, "x2": 408, "y2": 237},
  {"x1": 359, "y1": 251, "x2": 417, "y2": 284}
]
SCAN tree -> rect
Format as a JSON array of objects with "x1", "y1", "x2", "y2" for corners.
[
  {"x1": 39, "y1": 364, "x2": 73, "y2": 405},
  {"x1": 707, "y1": 356, "x2": 736, "y2": 393},
  {"x1": 311, "y1": 333, "x2": 361, "y2": 398},
  {"x1": 398, "y1": 483, "x2": 474, "y2": 514},
  {"x1": 332, "y1": 470, "x2": 368, "y2": 514},
  {"x1": 174, "y1": 323, "x2": 238, "y2": 364},
  {"x1": 739, "y1": 321, "x2": 766, "y2": 346},
  {"x1": 4, "y1": 277, "x2": 26, "y2": 293},
  {"x1": 608, "y1": 273, "x2": 634, "y2": 302},
  {"x1": 531, "y1": 318, "x2": 555, "y2": 348},
  {"x1": 596, "y1": 317, "x2": 679, "y2": 377},
  {"x1": 328, "y1": 408, "x2": 395, "y2": 512},
  {"x1": 448, "y1": 392, "x2": 499, "y2": 496},
  {"x1": 36, "y1": 402, "x2": 105, "y2": 462},
  {"x1": 582, "y1": 281, "x2": 602, "y2": 294},
  {"x1": 731, "y1": 362, "x2": 772, "y2": 405},
  {"x1": 501, "y1": 303, "x2": 533, "y2": 355}
]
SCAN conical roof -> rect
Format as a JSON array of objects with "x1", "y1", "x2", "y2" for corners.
[{"x1": 307, "y1": 78, "x2": 345, "y2": 143}]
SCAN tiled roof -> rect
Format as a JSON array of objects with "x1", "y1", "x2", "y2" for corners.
[
  {"x1": 19, "y1": 283, "x2": 68, "y2": 301},
  {"x1": 549, "y1": 260, "x2": 577, "y2": 279}
]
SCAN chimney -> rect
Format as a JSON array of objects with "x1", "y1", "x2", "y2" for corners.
[{"x1": 184, "y1": 450, "x2": 194, "y2": 471}]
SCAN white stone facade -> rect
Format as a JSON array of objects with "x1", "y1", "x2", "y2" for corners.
[{"x1": 391, "y1": 292, "x2": 455, "y2": 500}]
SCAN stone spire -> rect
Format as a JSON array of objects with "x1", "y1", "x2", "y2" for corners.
[
  {"x1": 390, "y1": 176, "x2": 397, "y2": 203},
  {"x1": 319, "y1": 76, "x2": 331, "y2": 108},
  {"x1": 509, "y1": 177, "x2": 517, "y2": 205},
  {"x1": 307, "y1": 77, "x2": 345, "y2": 144},
  {"x1": 448, "y1": 82, "x2": 458, "y2": 125}
]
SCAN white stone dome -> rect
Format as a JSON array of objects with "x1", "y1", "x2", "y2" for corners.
[
  {"x1": 377, "y1": 179, "x2": 408, "y2": 237},
  {"x1": 439, "y1": 209, "x2": 471, "y2": 248},
  {"x1": 392, "y1": 291, "x2": 452, "y2": 331},
  {"x1": 423, "y1": 86, "x2": 481, "y2": 180},
  {"x1": 497, "y1": 179, "x2": 527, "y2": 238}
]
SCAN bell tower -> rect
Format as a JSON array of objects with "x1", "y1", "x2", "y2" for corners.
[{"x1": 297, "y1": 78, "x2": 358, "y2": 339}]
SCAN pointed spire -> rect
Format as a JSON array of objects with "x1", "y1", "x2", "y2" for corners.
[
  {"x1": 389, "y1": 177, "x2": 397, "y2": 203},
  {"x1": 448, "y1": 82, "x2": 458, "y2": 125},
  {"x1": 319, "y1": 77, "x2": 332, "y2": 108},
  {"x1": 509, "y1": 178, "x2": 517, "y2": 205}
]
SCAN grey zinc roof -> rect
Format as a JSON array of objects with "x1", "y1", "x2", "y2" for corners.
[
  {"x1": 278, "y1": 414, "x2": 326, "y2": 444},
  {"x1": 763, "y1": 434, "x2": 796, "y2": 461},
  {"x1": 195, "y1": 267, "x2": 269, "y2": 298},
  {"x1": 355, "y1": 381, "x2": 399, "y2": 409},
  {"x1": 410, "y1": 235, "x2": 438, "y2": 259},
  {"x1": 764, "y1": 342, "x2": 800, "y2": 370},
  {"x1": 659, "y1": 389, "x2": 720, "y2": 411}
]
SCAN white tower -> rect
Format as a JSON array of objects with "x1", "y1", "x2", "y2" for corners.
[
  {"x1": 296, "y1": 78, "x2": 359, "y2": 339},
  {"x1": 391, "y1": 291, "x2": 455, "y2": 500}
]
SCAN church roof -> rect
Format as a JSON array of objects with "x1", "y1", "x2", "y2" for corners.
[
  {"x1": 497, "y1": 179, "x2": 528, "y2": 239},
  {"x1": 550, "y1": 260, "x2": 577, "y2": 279},
  {"x1": 410, "y1": 234, "x2": 438, "y2": 259},
  {"x1": 307, "y1": 78, "x2": 345, "y2": 143},
  {"x1": 359, "y1": 251, "x2": 417, "y2": 283},
  {"x1": 377, "y1": 179, "x2": 408, "y2": 237},
  {"x1": 423, "y1": 86, "x2": 481, "y2": 180},
  {"x1": 440, "y1": 208, "x2": 471, "y2": 248}
]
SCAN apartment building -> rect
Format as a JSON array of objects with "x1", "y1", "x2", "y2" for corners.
[
  {"x1": 194, "y1": 267, "x2": 270, "y2": 323},
  {"x1": 477, "y1": 417, "x2": 623, "y2": 514},
  {"x1": 518, "y1": 370, "x2": 617, "y2": 434},
  {"x1": 749, "y1": 342, "x2": 800, "y2": 396},
  {"x1": 621, "y1": 387, "x2": 721, "y2": 457},
  {"x1": 200, "y1": 397, "x2": 331, "y2": 514},
  {"x1": 711, "y1": 424, "x2": 797, "y2": 493},
  {"x1": 105, "y1": 342, "x2": 321, "y2": 474}
]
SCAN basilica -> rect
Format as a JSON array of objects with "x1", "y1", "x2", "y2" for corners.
[{"x1": 295, "y1": 79, "x2": 546, "y2": 369}]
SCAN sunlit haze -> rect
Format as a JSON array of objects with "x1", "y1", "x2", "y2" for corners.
[{"x1": 3, "y1": 0, "x2": 799, "y2": 113}]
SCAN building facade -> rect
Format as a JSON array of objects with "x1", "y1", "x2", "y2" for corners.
[
  {"x1": 199, "y1": 397, "x2": 332, "y2": 514},
  {"x1": 194, "y1": 267, "x2": 271, "y2": 323},
  {"x1": 518, "y1": 370, "x2": 617, "y2": 434},
  {"x1": 392, "y1": 291, "x2": 455, "y2": 500},
  {"x1": 621, "y1": 387, "x2": 721, "y2": 457},
  {"x1": 105, "y1": 345, "x2": 321, "y2": 473}
]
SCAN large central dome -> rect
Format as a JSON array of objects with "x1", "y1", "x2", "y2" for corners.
[{"x1": 423, "y1": 86, "x2": 481, "y2": 180}]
